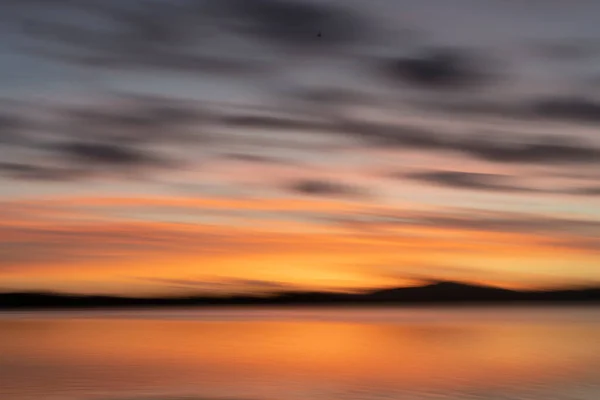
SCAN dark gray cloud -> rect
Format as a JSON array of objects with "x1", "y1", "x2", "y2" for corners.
[
  {"x1": 530, "y1": 97, "x2": 600, "y2": 124},
  {"x1": 0, "y1": 113, "x2": 26, "y2": 145},
  {"x1": 0, "y1": 162, "x2": 84, "y2": 181},
  {"x1": 219, "y1": 114, "x2": 328, "y2": 131},
  {"x1": 460, "y1": 134, "x2": 600, "y2": 164},
  {"x1": 341, "y1": 119, "x2": 600, "y2": 166},
  {"x1": 28, "y1": 46, "x2": 264, "y2": 76},
  {"x1": 380, "y1": 48, "x2": 494, "y2": 90},
  {"x1": 293, "y1": 87, "x2": 369, "y2": 105},
  {"x1": 17, "y1": 0, "x2": 373, "y2": 76},
  {"x1": 4, "y1": 94, "x2": 600, "y2": 189},
  {"x1": 403, "y1": 170, "x2": 534, "y2": 193},
  {"x1": 343, "y1": 121, "x2": 452, "y2": 149},
  {"x1": 414, "y1": 96, "x2": 600, "y2": 125},
  {"x1": 0, "y1": 141, "x2": 174, "y2": 181},
  {"x1": 410, "y1": 98, "x2": 519, "y2": 118},
  {"x1": 64, "y1": 95, "x2": 206, "y2": 145},
  {"x1": 71, "y1": 96, "x2": 202, "y2": 127},
  {"x1": 53, "y1": 142, "x2": 167, "y2": 167},
  {"x1": 17, "y1": 0, "x2": 263, "y2": 75},
  {"x1": 402, "y1": 169, "x2": 600, "y2": 197},
  {"x1": 0, "y1": 96, "x2": 203, "y2": 181},
  {"x1": 531, "y1": 39, "x2": 600, "y2": 61},
  {"x1": 289, "y1": 179, "x2": 366, "y2": 198},
  {"x1": 210, "y1": 0, "x2": 370, "y2": 51}
]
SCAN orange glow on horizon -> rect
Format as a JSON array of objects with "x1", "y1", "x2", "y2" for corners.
[{"x1": 0, "y1": 194, "x2": 598, "y2": 295}]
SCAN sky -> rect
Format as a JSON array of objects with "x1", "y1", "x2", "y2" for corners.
[{"x1": 1, "y1": 0, "x2": 600, "y2": 296}]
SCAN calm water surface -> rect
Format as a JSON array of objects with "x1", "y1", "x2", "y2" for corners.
[{"x1": 1, "y1": 307, "x2": 599, "y2": 400}]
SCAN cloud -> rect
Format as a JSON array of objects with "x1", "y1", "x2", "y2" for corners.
[
  {"x1": 0, "y1": 101, "x2": 33, "y2": 146},
  {"x1": 222, "y1": 153, "x2": 299, "y2": 165},
  {"x1": 564, "y1": 186, "x2": 600, "y2": 196},
  {"x1": 0, "y1": 196, "x2": 597, "y2": 273},
  {"x1": 343, "y1": 121, "x2": 452, "y2": 149},
  {"x1": 17, "y1": 1, "x2": 263, "y2": 75},
  {"x1": 30, "y1": 47, "x2": 264, "y2": 76},
  {"x1": 4, "y1": 94, "x2": 599, "y2": 189},
  {"x1": 53, "y1": 142, "x2": 167, "y2": 167},
  {"x1": 403, "y1": 170, "x2": 534, "y2": 192},
  {"x1": 0, "y1": 162, "x2": 85, "y2": 181},
  {"x1": 414, "y1": 95, "x2": 600, "y2": 126},
  {"x1": 410, "y1": 98, "x2": 519, "y2": 118},
  {"x1": 342, "y1": 119, "x2": 600, "y2": 166},
  {"x1": 419, "y1": 213, "x2": 600, "y2": 235},
  {"x1": 288, "y1": 179, "x2": 367, "y2": 198},
  {"x1": 64, "y1": 95, "x2": 206, "y2": 145},
  {"x1": 379, "y1": 48, "x2": 493, "y2": 90},
  {"x1": 0, "y1": 113, "x2": 26, "y2": 145},
  {"x1": 350, "y1": 210, "x2": 600, "y2": 238},
  {"x1": 531, "y1": 39, "x2": 600, "y2": 61},
  {"x1": 70, "y1": 95, "x2": 202, "y2": 127},
  {"x1": 547, "y1": 236, "x2": 600, "y2": 254},
  {"x1": 0, "y1": 222, "x2": 232, "y2": 269},
  {"x1": 460, "y1": 134, "x2": 600, "y2": 165},
  {"x1": 0, "y1": 96, "x2": 207, "y2": 181},
  {"x1": 402, "y1": 170, "x2": 600, "y2": 197},
  {"x1": 17, "y1": 0, "x2": 372, "y2": 75},
  {"x1": 0, "y1": 139, "x2": 178, "y2": 183},
  {"x1": 0, "y1": 215, "x2": 317, "y2": 271},
  {"x1": 219, "y1": 114, "x2": 328, "y2": 131},
  {"x1": 211, "y1": 0, "x2": 370, "y2": 50},
  {"x1": 293, "y1": 87, "x2": 369, "y2": 105},
  {"x1": 140, "y1": 276, "x2": 298, "y2": 293},
  {"x1": 531, "y1": 97, "x2": 600, "y2": 124}
]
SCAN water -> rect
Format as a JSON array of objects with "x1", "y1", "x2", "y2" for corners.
[{"x1": 1, "y1": 307, "x2": 599, "y2": 400}]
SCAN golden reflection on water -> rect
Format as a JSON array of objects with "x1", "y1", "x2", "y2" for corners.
[{"x1": 1, "y1": 310, "x2": 600, "y2": 399}]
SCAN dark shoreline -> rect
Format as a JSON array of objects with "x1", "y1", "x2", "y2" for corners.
[
  {"x1": 2, "y1": 302, "x2": 600, "y2": 313},
  {"x1": 2, "y1": 281, "x2": 600, "y2": 311}
]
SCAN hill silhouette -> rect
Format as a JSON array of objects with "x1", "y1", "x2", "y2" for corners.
[{"x1": 1, "y1": 281, "x2": 600, "y2": 310}]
